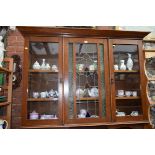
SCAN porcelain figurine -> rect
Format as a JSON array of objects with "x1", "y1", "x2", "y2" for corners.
[
  {"x1": 127, "y1": 53, "x2": 133, "y2": 70},
  {"x1": 0, "y1": 36, "x2": 5, "y2": 67},
  {"x1": 40, "y1": 59, "x2": 46, "y2": 70},
  {"x1": 32, "y1": 61, "x2": 40, "y2": 70},
  {"x1": 119, "y1": 60, "x2": 126, "y2": 70}
]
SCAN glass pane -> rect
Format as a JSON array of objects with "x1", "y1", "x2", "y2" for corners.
[
  {"x1": 76, "y1": 43, "x2": 99, "y2": 118},
  {"x1": 68, "y1": 43, "x2": 74, "y2": 119},
  {"x1": 68, "y1": 42, "x2": 106, "y2": 119},
  {"x1": 27, "y1": 42, "x2": 59, "y2": 120},
  {"x1": 113, "y1": 44, "x2": 142, "y2": 117}
]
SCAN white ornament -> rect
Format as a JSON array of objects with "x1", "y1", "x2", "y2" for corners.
[
  {"x1": 32, "y1": 61, "x2": 40, "y2": 69},
  {"x1": 119, "y1": 60, "x2": 126, "y2": 70},
  {"x1": 127, "y1": 53, "x2": 133, "y2": 70},
  {"x1": 41, "y1": 59, "x2": 46, "y2": 69}
]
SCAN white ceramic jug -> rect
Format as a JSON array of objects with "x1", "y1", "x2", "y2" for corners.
[
  {"x1": 119, "y1": 60, "x2": 126, "y2": 70},
  {"x1": 0, "y1": 119, "x2": 8, "y2": 129}
]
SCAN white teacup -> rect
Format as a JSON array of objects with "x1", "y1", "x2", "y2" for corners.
[
  {"x1": 40, "y1": 92, "x2": 48, "y2": 98},
  {"x1": 117, "y1": 90, "x2": 124, "y2": 96},
  {"x1": 33, "y1": 92, "x2": 39, "y2": 98},
  {"x1": 125, "y1": 91, "x2": 132, "y2": 97},
  {"x1": 132, "y1": 91, "x2": 137, "y2": 97}
]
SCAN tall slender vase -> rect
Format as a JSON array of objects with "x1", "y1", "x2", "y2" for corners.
[{"x1": 127, "y1": 53, "x2": 133, "y2": 70}]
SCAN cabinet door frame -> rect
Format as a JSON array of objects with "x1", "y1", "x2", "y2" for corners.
[
  {"x1": 22, "y1": 36, "x2": 63, "y2": 127},
  {"x1": 108, "y1": 39, "x2": 147, "y2": 122},
  {"x1": 63, "y1": 37, "x2": 111, "y2": 125}
]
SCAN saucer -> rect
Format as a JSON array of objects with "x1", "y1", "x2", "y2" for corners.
[{"x1": 116, "y1": 95, "x2": 125, "y2": 97}]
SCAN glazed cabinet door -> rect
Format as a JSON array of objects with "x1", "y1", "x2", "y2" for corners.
[
  {"x1": 64, "y1": 38, "x2": 110, "y2": 125},
  {"x1": 22, "y1": 37, "x2": 63, "y2": 127},
  {"x1": 109, "y1": 39, "x2": 147, "y2": 122}
]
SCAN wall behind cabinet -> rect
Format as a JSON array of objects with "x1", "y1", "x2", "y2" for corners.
[{"x1": 6, "y1": 29, "x2": 24, "y2": 128}]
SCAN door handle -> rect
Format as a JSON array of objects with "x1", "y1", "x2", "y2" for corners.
[{"x1": 111, "y1": 78, "x2": 115, "y2": 84}]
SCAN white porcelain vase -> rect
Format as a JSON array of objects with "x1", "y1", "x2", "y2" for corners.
[
  {"x1": 119, "y1": 60, "x2": 126, "y2": 70},
  {"x1": 127, "y1": 53, "x2": 133, "y2": 70}
]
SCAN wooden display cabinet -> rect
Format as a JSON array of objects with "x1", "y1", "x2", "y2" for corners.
[
  {"x1": 18, "y1": 27, "x2": 150, "y2": 128},
  {"x1": 64, "y1": 38, "x2": 110, "y2": 124},
  {"x1": 22, "y1": 37, "x2": 63, "y2": 127},
  {"x1": 109, "y1": 40, "x2": 147, "y2": 122}
]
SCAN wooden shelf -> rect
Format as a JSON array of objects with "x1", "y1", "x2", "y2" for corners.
[
  {"x1": 0, "y1": 102, "x2": 10, "y2": 107},
  {"x1": 148, "y1": 100, "x2": 155, "y2": 105},
  {"x1": 116, "y1": 115, "x2": 143, "y2": 122},
  {"x1": 143, "y1": 39, "x2": 155, "y2": 42},
  {"x1": 27, "y1": 98, "x2": 58, "y2": 102},
  {"x1": 148, "y1": 78, "x2": 155, "y2": 81},
  {"x1": 29, "y1": 69, "x2": 58, "y2": 73},
  {"x1": 114, "y1": 70, "x2": 138, "y2": 73},
  {"x1": 76, "y1": 71, "x2": 97, "y2": 73},
  {"x1": 115, "y1": 96, "x2": 140, "y2": 100},
  {"x1": 76, "y1": 97, "x2": 99, "y2": 101},
  {"x1": 144, "y1": 49, "x2": 155, "y2": 52},
  {"x1": 0, "y1": 66, "x2": 11, "y2": 73}
]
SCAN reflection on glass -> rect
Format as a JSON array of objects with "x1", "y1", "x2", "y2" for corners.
[{"x1": 27, "y1": 42, "x2": 59, "y2": 120}]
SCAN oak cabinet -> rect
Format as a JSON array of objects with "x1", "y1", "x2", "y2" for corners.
[{"x1": 18, "y1": 27, "x2": 149, "y2": 128}]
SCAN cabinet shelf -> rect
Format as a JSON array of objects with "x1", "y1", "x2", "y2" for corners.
[
  {"x1": 143, "y1": 49, "x2": 155, "y2": 52},
  {"x1": 116, "y1": 115, "x2": 143, "y2": 118},
  {"x1": 115, "y1": 96, "x2": 140, "y2": 100},
  {"x1": 76, "y1": 97, "x2": 99, "y2": 101},
  {"x1": 76, "y1": 71, "x2": 97, "y2": 73},
  {"x1": 114, "y1": 70, "x2": 139, "y2": 73},
  {"x1": 148, "y1": 100, "x2": 155, "y2": 105},
  {"x1": 0, "y1": 102, "x2": 10, "y2": 107},
  {"x1": 148, "y1": 78, "x2": 155, "y2": 81},
  {"x1": 0, "y1": 66, "x2": 12, "y2": 73},
  {"x1": 143, "y1": 39, "x2": 155, "y2": 42},
  {"x1": 27, "y1": 98, "x2": 58, "y2": 102},
  {"x1": 29, "y1": 69, "x2": 58, "y2": 73}
]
